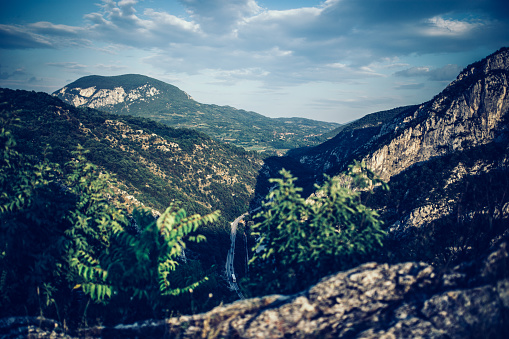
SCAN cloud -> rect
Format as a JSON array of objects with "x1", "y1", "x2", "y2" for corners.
[
  {"x1": 3, "y1": 1, "x2": 507, "y2": 62},
  {"x1": 29, "y1": 22, "x2": 84, "y2": 36},
  {"x1": 0, "y1": 66, "x2": 27, "y2": 79},
  {"x1": 47, "y1": 62, "x2": 88, "y2": 70},
  {"x1": 427, "y1": 64, "x2": 463, "y2": 81},
  {"x1": 28, "y1": 76, "x2": 42, "y2": 83},
  {"x1": 47, "y1": 61, "x2": 128, "y2": 74},
  {"x1": 179, "y1": 0, "x2": 261, "y2": 34},
  {"x1": 395, "y1": 64, "x2": 462, "y2": 81},
  {"x1": 395, "y1": 67, "x2": 432, "y2": 78},
  {"x1": 83, "y1": 0, "x2": 202, "y2": 47},
  {"x1": 0, "y1": 24, "x2": 55, "y2": 49},
  {"x1": 394, "y1": 83, "x2": 426, "y2": 90},
  {"x1": 309, "y1": 93, "x2": 399, "y2": 114},
  {"x1": 423, "y1": 16, "x2": 484, "y2": 37},
  {"x1": 0, "y1": 21, "x2": 90, "y2": 49},
  {"x1": 1, "y1": 0, "x2": 508, "y2": 102},
  {"x1": 95, "y1": 64, "x2": 128, "y2": 72}
]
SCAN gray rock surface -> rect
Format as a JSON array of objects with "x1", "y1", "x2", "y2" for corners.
[
  {"x1": 3, "y1": 240, "x2": 507, "y2": 338},
  {"x1": 298, "y1": 48, "x2": 509, "y2": 182},
  {"x1": 295, "y1": 47, "x2": 509, "y2": 247}
]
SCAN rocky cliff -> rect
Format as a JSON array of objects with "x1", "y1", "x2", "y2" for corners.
[
  {"x1": 364, "y1": 48, "x2": 508, "y2": 181},
  {"x1": 287, "y1": 47, "x2": 509, "y2": 266},
  {"x1": 3, "y1": 237, "x2": 508, "y2": 338},
  {"x1": 53, "y1": 74, "x2": 191, "y2": 111},
  {"x1": 297, "y1": 47, "x2": 509, "y2": 181},
  {"x1": 55, "y1": 83, "x2": 163, "y2": 109}
]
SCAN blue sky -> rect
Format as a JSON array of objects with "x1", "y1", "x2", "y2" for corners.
[{"x1": 1, "y1": 0, "x2": 508, "y2": 123}]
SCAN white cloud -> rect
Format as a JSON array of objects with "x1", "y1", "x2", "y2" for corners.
[
  {"x1": 29, "y1": 22, "x2": 84, "y2": 36},
  {"x1": 83, "y1": 0, "x2": 202, "y2": 47},
  {"x1": 0, "y1": 24, "x2": 55, "y2": 49},
  {"x1": 423, "y1": 16, "x2": 484, "y2": 37},
  {"x1": 47, "y1": 62, "x2": 88, "y2": 70},
  {"x1": 0, "y1": 20, "x2": 89, "y2": 49},
  {"x1": 394, "y1": 83, "x2": 426, "y2": 90},
  {"x1": 95, "y1": 63, "x2": 129, "y2": 72},
  {"x1": 46, "y1": 61, "x2": 128, "y2": 75},
  {"x1": 143, "y1": 9, "x2": 201, "y2": 34},
  {"x1": 1, "y1": 0, "x2": 508, "y2": 122},
  {"x1": 179, "y1": 0, "x2": 261, "y2": 34},
  {"x1": 395, "y1": 67, "x2": 431, "y2": 77},
  {"x1": 208, "y1": 67, "x2": 270, "y2": 81}
]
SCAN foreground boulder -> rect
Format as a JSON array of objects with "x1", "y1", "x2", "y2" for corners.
[{"x1": 2, "y1": 239, "x2": 508, "y2": 338}]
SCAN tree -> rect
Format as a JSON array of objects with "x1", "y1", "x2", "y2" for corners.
[
  {"x1": 71, "y1": 203, "x2": 220, "y2": 320},
  {"x1": 247, "y1": 161, "x2": 387, "y2": 295},
  {"x1": 0, "y1": 125, "x2": 218, "y2": 325}
]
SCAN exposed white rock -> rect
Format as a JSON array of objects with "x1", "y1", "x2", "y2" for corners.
[
  {"x1": 79, "y1": 86, "x2": 96, "y2": 97},
  {"x1": 56, "y1": 84, "x2": 162, "y2": 109},
  {"x1": 72, "y1": 96, "x2": 86, "y2": 107}
]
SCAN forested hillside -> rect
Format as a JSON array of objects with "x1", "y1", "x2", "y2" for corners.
[
  {"x1": 1, "y1": 88, "x2": 263, "y2": 221},
  {"x1": 0, "y1": 88, "x2": 269, "y2": 323}
]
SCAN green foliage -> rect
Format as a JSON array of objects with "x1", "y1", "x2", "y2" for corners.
[
  {"x1": 52, "y1": 75, "x2": 341, "y2": 152},
  {"x1": 0, "y1": 124, "x2": 219, "y2": 326},
  {"x1": 0, "y1": 88, "x2": 261, "y2": 223},
  {"x1": 72, "y1": 204, "x2": 219, "y2": 310},
  {"x1": 247, "y1": 161, "x2": 387, "y2": 295},
  {"x1": 1, "y1": 124, "x2": 63, "y2": 318}
]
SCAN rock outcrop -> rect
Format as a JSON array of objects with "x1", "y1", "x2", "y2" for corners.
[
  {"x1": 297, "y1": 47, "x2": 509, "y2": 181},
  {"x1": 55, "y1": 84, "x2": 161, "y2": 109},
  {"x1": 3, "y1": 239, "x2": 508, "y2": 338},
  {"x1": 290, "y1": 47, "x2": 509, "y2": 259}
]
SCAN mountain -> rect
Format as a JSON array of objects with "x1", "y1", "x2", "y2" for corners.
[
  {"x1": 52, "y1": 74, "x2": 341, "y2": 153},
  {"x1": 2, "y1": 48, "x2": 509, "y2": 338},
  {"x1": 283, "y1": 47, "x2": 509, "y2": 266},
  {"x1": 0, "y1": 88, "x2": 266, "y2": 223},
  {"x1": 286, "y1": 105, "x2": 419, "y2": 159}
]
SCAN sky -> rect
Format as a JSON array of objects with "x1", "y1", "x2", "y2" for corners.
[{"x1": 0, "y1": 0, "x2": 508, "y2": 124}]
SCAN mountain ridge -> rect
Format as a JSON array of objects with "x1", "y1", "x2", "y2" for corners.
[
  {"x1": 0, "y1": 87, "x2": 264, "y2": 222},
  {"x1": 290, "y1": 47, "x2": 509, "y2": 178},
  {"x1": 53, "y1": 74, "x2": 341, "y2": 153},
  {"x1": 278, "y1": 46, "x2": 509, "y2": 267}
]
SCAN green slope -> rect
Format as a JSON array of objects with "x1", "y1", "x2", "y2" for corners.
[
  {"x1": 1, "y1": 88, "x2": 263, "y2": 222},
  {"x1": 53, "y1": 74, "x2": 341, "y2": 153}
]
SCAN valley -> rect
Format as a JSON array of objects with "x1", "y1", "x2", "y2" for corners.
[
  {"x1": 1, "y1": 47, "x2": 509, "y2": 338},
  {"x1": 52, "y1": 74, "x2": 341, "y2": 154}
]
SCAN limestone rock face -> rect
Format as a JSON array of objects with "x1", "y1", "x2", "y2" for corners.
[
  {"x1": 56, "y1": 84, "x2": 161, "y2": 109},
  {"x1": 298, "y1": 47, "x2": 509, "y2": 181},
  {"x1": 3, "y1": 240, "x2": 507, "y2": 338},
  {"x1": 291, "y1": 48, "x2": 509, "y2": 248}
]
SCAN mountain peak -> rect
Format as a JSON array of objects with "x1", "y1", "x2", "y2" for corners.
[
  {"x1": 52, "y1": 74, "x2": 340, "y2": 152},
  {"x1": 53, "y1": 74, "x2": 192, "y2": 109},
  {"x1": 446, "y1": 47, "x2": 509, "y2": 91}
]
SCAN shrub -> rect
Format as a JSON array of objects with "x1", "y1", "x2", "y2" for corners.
[
  {"x1": 247, "y1": 161, "x2": 387, "y2": 295},
  {"x1": 71, "y1": 204, "x2": 219, "y2": 321},
  {"x1": 0, "y1": 126, "x2": 218, "y2": 326}
]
